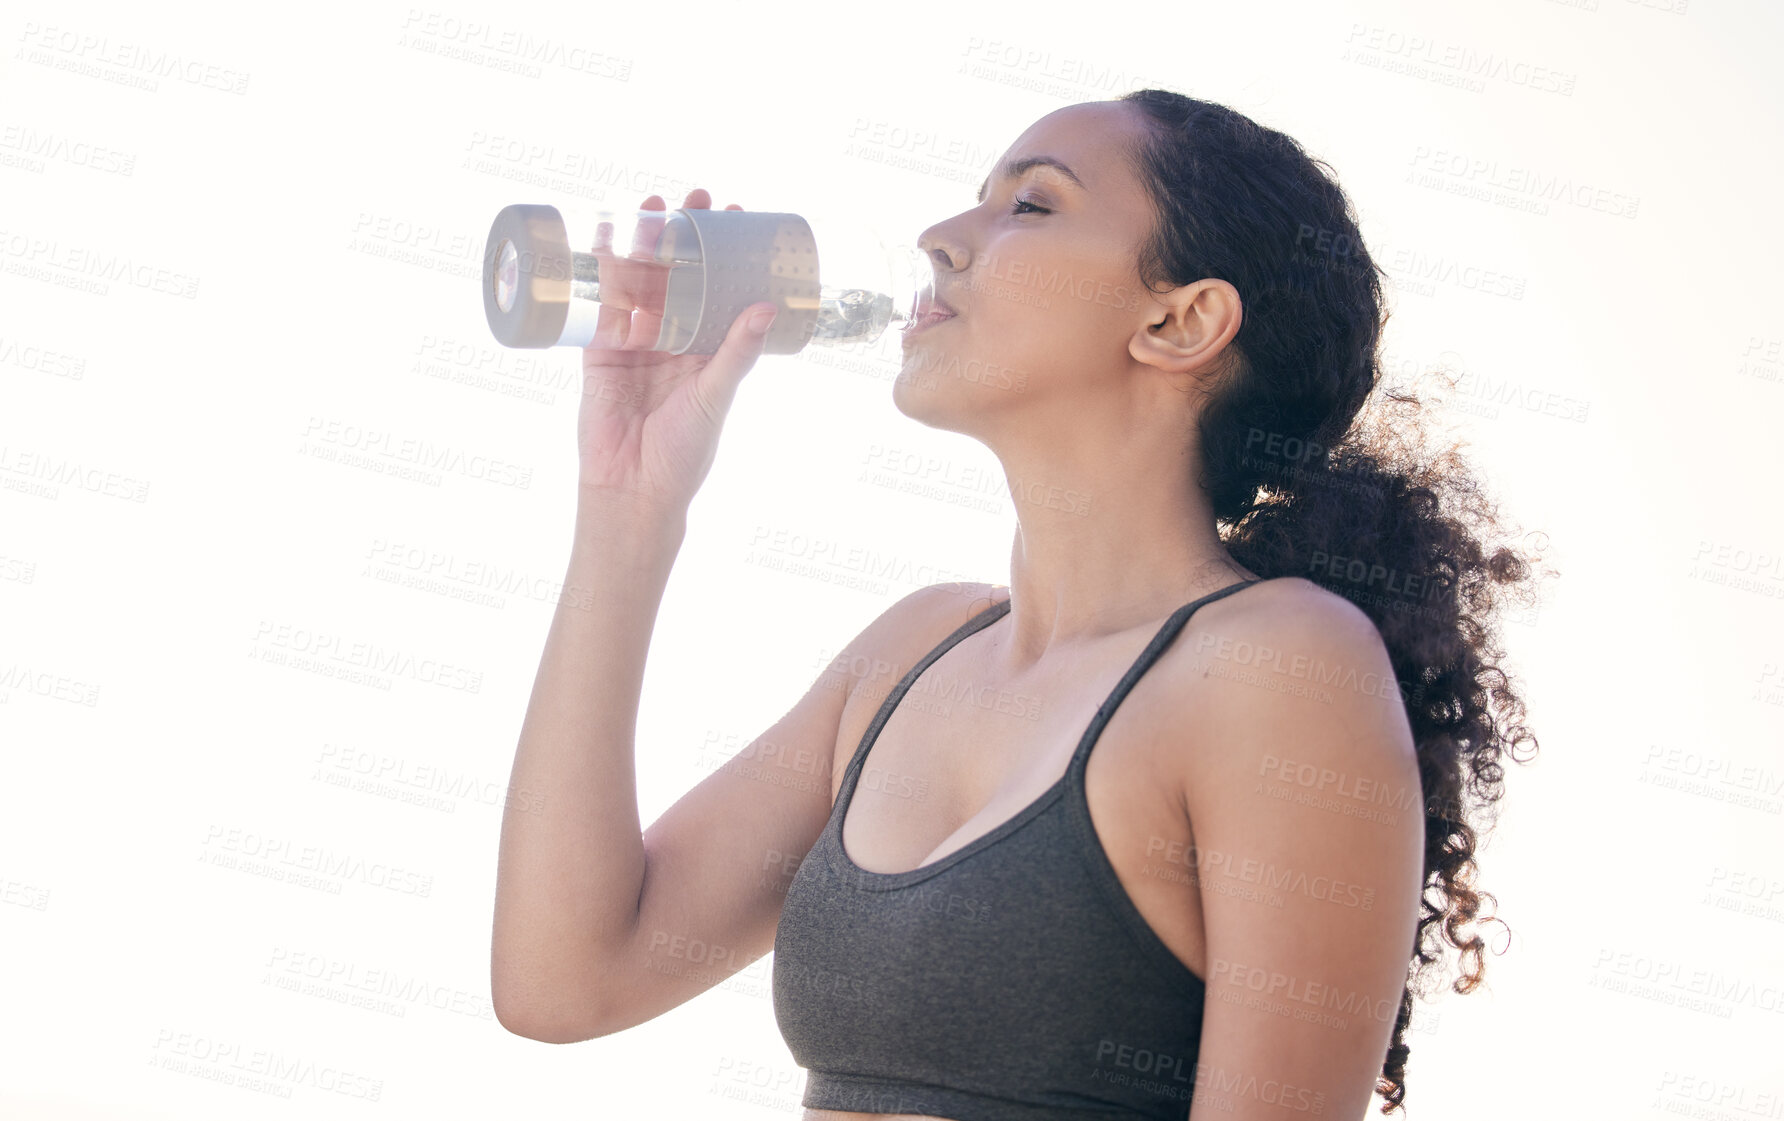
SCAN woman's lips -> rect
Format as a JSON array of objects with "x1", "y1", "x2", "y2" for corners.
[{"x1": 902, "y1": 310, "x2": 957, "y2": 335}]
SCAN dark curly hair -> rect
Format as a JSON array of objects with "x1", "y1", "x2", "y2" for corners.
[{"x1": 1115, "y1": 88, "x2": 1547, "y2": 1111}]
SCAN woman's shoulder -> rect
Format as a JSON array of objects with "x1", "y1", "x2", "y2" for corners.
[
  {"x1": 1152, "y1": 573, "x2": 1403, "y2": 736},
  {"x1": 1204, "y1": 575, "x2": 1383, "y2": 654}
]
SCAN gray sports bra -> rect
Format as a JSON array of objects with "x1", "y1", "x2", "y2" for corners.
[{"x1": 772, "y1": 579, "x2": 1260, "y2": 1120}]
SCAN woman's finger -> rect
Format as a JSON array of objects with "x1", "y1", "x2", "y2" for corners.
[
  {"x1": 630, "y1": 193, "x2": 667, "y2": 258},
  {"x1": 589, "y1": 218, "x2": 632, "y2": 349}
]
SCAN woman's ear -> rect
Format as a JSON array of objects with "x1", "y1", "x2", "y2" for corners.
[{"x1": 1128, "y1": 278, "x2": 1243, "y2": 378}]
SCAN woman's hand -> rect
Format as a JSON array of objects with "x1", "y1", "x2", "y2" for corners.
[{"x1": 576, "y1": 188, "x2": 777, "y2": 516}]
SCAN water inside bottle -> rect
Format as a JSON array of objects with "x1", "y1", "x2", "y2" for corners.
[
  {"x1": 573, "y1": 208, "x2": 922, "y2": 350},
  {"x1": 809, "y1": 285, "x2": 897, "y2": 345}
]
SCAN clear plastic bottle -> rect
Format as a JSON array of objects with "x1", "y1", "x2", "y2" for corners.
[{"x1": 481, "y1": 203, "x2": 933, "y2": 355}]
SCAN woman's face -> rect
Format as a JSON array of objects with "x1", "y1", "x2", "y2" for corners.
[{"x1": 894, "y1": 100, "x2": 1163, "y2": 430}]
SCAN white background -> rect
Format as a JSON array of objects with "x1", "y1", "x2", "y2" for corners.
[{"x1": 3, "y1": 0, "x2": 1782, "y2": 1118}]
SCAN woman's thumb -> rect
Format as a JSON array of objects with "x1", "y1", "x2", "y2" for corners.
[{"x1": 691, "y1": 302, "x2": 777, "y2": 421}]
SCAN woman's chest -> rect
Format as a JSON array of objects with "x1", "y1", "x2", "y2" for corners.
[{"x1": 826, "y1": 654, "x2": 1213, "y2": 982}]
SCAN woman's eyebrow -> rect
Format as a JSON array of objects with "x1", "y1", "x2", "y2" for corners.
[{"x1": 976, "y1": 156, "x2": 1086, "y2": 204}]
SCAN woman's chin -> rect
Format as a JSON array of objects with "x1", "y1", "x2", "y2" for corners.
[{"x1": 891, "y1": 362, "x2": 950, "y2": 422}]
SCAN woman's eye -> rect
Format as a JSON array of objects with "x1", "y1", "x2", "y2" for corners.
[{"x1": 1009, "y1": 197, "x2": 1049, "y2": 216}]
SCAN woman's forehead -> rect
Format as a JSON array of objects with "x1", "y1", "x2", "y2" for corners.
[{"x1": 1002, "y1": 102, "x2": 1143, "y2": 185}]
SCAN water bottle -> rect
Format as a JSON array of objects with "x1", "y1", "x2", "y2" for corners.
[{"x1": 480, "y1": 202, "x2": 933, "y2": 355}]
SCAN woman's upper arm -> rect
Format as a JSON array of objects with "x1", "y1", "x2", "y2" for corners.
[
  {"x1": 586, "y1": 580, "x2": 1005, "y2": 1038},
  {"x1": 1181, "y1": 585, "x2": 1425, "y2": 1120}
]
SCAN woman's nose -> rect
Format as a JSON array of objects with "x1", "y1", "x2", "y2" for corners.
[{"x1": 917, "y1": 230, "x2": 966, "y2": 272}]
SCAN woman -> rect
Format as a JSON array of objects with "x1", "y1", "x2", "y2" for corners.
[{"x1": 491, "y1": 89, "x2": 1540, "y2": 1121}]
